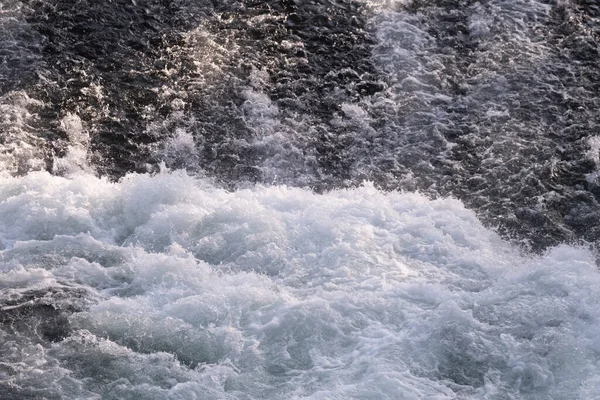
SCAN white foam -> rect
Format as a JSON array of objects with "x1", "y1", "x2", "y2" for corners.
[
  {"x1": 0, "y1": 91, "x2": 48, "y2": 175},
  {"x1": 52, "y1": 113, "x2": 95, "y2": 176},
  {"x1": 240, "y1": 87, "x2": 318, "y2": 185},
  {"x1": 159, "y1": 128, "x2": 201, "y2": 171},
  {"x1": 585, "y1": 136, "x2": 600, "y2": 183},
  {"x1": 1, "y1": 170, "x2": 599, "y2": 398}
]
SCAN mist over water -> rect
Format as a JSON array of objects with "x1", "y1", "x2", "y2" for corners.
[{"x1": 1, "y1": 0, "x2": 600, "y2": 398}]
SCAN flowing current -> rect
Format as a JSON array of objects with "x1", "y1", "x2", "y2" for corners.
[{"x1": 1, "y1": 0, "x2": 600, "y2": 398}]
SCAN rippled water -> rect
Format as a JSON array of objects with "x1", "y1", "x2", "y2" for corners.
[{"x1": 1, "y1": 0, "x2": 600, "y2": 398}]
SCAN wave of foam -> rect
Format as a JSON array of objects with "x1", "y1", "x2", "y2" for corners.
[{"x1": 1, "y1": 170, "x2": 600, "y2": 398}]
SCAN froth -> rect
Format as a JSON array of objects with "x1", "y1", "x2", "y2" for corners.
[{"x1": 1, "y1": 170, "x2": 600, "y2": 398}]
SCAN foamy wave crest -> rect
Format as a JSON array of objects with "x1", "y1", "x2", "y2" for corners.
[{"x1": 1, "y1": 170, "x2": 599, "y2": 399}]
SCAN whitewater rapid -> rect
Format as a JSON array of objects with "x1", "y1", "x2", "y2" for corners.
[
  {"x1": 2, "y1": 0, "x2": 600, "y2": 398},
  {"x1": 2, "y1": 169, "x2": 600, "y2": 399}
]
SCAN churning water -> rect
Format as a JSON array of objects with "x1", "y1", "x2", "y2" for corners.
[{"x1": 1, "y1": 0, "x2": 600, "y2": 398}]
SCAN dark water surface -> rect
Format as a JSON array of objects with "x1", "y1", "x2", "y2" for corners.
[{"x1": 2, "y1": 0, "x2": 600, "y2": 250}]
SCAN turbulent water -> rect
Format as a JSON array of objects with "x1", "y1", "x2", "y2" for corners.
[{"x1": 1, "y1": 0, "x2": 600, "y2": 398}]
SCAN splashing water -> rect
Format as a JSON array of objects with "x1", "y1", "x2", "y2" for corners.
[{"x1": 2, "y1": 0, "x2": 600, "y2": 398}]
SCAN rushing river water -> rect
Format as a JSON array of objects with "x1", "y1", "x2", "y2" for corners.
[{"x1": 1, "y1": 0, "x2": 600, "y2": 398}]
